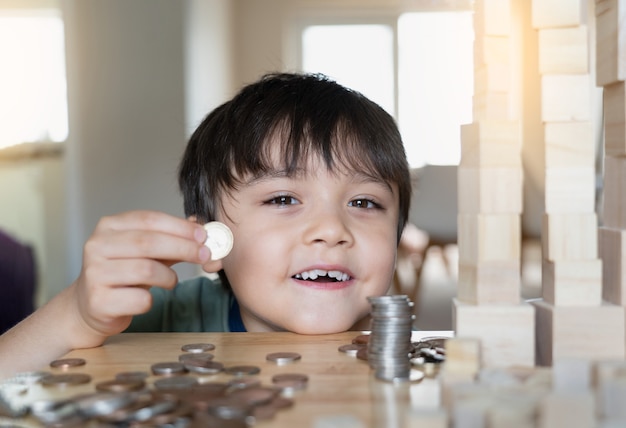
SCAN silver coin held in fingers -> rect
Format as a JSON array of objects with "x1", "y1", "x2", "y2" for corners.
[{"x1": 203, "y1": 221, "x2": 233, "y2": 260}]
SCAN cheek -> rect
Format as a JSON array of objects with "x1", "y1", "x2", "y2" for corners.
[{"x1": 221, "y1": 227, "x2": 285, "y2": 275}]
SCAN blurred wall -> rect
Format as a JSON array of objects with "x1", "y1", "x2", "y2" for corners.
[{"x1": 0, "y1": 0, "x2": 235, "y2": 303}]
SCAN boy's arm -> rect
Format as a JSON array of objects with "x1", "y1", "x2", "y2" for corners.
[
  {"x1": 0, "y1": 210, "x2": 216, "y2": 380},
  {"x1": 0, "y1": 284, "x2": 102, "y2": 379}
]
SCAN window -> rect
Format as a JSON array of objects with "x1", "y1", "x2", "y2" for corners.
[
  {"x1": 301, "y1": 11, "x2": 474, "y2": 168},
  {"x1": 0, "y1": 8, "x2": 68, "y2": 150},
  {"x1": 302, "y1": 24, "x2": 395, "y2": 116}
]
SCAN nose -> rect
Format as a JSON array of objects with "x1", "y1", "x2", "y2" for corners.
[{"x1": 304, "y1": 206, "x2": 354, "y2": 247}]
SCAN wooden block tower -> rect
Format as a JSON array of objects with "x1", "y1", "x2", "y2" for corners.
[
  {"x1": 597, "y1": 0, "x2": 626, "y2": 354},
  {"x1": 454, "y1": 0, "x2": 535, "y2": 368},
  {"x1": 531, "y1": 0, "x2": 625, "y2": 366}
]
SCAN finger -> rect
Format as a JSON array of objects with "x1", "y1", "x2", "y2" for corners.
[
  {"x1": 96, "y1": 211, "x2": 206, "y2": 243},
  {"x1": 83, "y1": 259, "x2": 180, "y2": 291},
  {"x1": 85, "y1": 228, "x2": 211, "y2": 265},
  {"x1": 90, "y1": 286, "x2": 154, "y2": 319}
]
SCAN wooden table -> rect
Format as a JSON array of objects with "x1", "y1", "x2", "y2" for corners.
[{"x1": 7, "y1": 331, "x2": 452, "y2": 427}]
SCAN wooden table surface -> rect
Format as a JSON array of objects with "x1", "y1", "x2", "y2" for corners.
[{"x1": 7, "y1": 331, "x2": 452, "y2": 427}]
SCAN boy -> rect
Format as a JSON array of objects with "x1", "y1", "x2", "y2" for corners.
[{"x1": 0, "y1": 72, "x2": 412, "y2": 378}]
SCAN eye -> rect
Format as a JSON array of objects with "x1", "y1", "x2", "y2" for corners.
[
  {"x1": 264, "y1": 195, "x2": 300, "y2": 206},
  {"x1": 348, "y1": 198, "x2": 381, "y2": 209}
]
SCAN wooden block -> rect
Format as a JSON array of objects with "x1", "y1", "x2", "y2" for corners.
[
  {"x1": 532, "y1": 0, "x2": 585, "y2": 29},
  {"x1": 599, "y1": 377, "x2": 626, "y2": 421},
  {"x1": 603, "y1": 81, "x2": 626, "y2": 156},
  {"x1": 458, "y1": 213, "x2": 521, "y2": 264},
  {"x1": 593, "y1": 360, "x2": 626, "y2": 420},
  {"x1": 474, "y1": 0, "x2": 511, "y2": 36},
  {"x1": 460, "y1": 121, "x2": 521, "y2": 168},
  {"x1": 596, "y1": 0, "x2": 626, "y2": 86},
  {"x1": 544, "y1": 166, "x2": 596, "y2": 213},
  {"x1": 443, "y1": 337, "x2": 482, "y2": 380},
  {"x1": 405, "y1": 408, "x2": 448, "y2": 428},
  {"x1": 538, "y1": 392, "x2": 595, "y2": 428},
  {"x1": 541, "y1": 74, "x2": 592, "y2": 122},
  {"x1": 451, "y1": 395, "x2": 491, "y2": 428},
  {"x1": 533, "y1": 299, "x2": 625, "y2": 366},
  {"x1": 552, "y1": 358, "x2": 591, "y2": 393},
  {"x1": 541, "y1": 212, "x2": 599, "y2": 260},
  {"x1": 544, "y1": 122, "x2": 595, "y2": 168},
  {"x1": 602, "y1": 156, "x2": 626, "y2": 228},
  {"x1": 599, "y1": 226, "x2": 626, "y2": 305},
  {"x1": 457, "y1": 166, "x2": 523, "y2": 214},
  {"x1": 538, "y1": 26, "x2": 589, "y2": 74},
  {"x1": 453, "y1": 299, "x2": 535, "y2": 368},
  {"x1": 457, "y1": 260, "x2": 521, "y2": 305},
  {"x1": 474, "y1": 35, "x2": 510, "y2": 66},
  {"x1": 486, "y1": 391, "x2": 539, "y2": 428},
  {"x1": 473, "y1": 92, "x2": 512, "y2": 121},
  {"x1": 542, "y1": 259, "x2": 602, "y2": 306},
  {"x1": 475, "y1": 63, "x2": 510, "y2": 95}
]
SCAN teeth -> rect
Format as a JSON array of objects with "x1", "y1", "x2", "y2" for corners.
[{"x1": 294, "y1": 269, "x2": 350, "y2": 281}]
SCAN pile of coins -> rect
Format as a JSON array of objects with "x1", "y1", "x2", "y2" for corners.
[
  {"x1": 366, "y1": 295, "x2": 415, "y2": 381},
  {"x1": 2, "y1": 344, "x2": 307, "y2": 427}
]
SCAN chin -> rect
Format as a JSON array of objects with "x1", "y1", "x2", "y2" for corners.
[{"x1": 286, "y1": 318, "x2": 358, "y2": 335}]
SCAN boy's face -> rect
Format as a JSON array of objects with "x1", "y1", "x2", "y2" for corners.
[{"x1": 210, "y1": 152, "x2": 400, "y2": 334}]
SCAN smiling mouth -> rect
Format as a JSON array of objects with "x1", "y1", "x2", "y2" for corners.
[{"x1": 293, "y1": 269, "x2": 351, "y2": 283}]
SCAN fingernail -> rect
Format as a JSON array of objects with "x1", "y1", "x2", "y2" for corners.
[{"x1": 194, "y1": 226, "x2": 207, "y2": 244}]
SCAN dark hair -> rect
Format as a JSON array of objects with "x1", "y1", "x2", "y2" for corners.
[{"x1": 179, "y1": 72, "x2": 412, "y2": 241}]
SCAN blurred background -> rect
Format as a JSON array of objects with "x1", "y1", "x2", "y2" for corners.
[{"x1": 0, "y1": 0, "x2": 603, "y2": 332}]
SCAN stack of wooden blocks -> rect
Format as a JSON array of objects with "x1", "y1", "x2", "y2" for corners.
[
  {"x1": 597, "y1": 0, "x2": 626, "y2": 358},
  {"x1": 454, "y1": 0, "x2": 626, "y2": 369},
  {"x1": 430, "y1": 1, "x2": 626, "y2": 425},
  {"x1": 530, "y1": 0, "x2": 625, "y2": 366},
  {"x1": 454, "y1": 0, "x2": 535, "y2": 368}
]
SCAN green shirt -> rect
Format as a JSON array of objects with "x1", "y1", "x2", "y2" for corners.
[{"x1": 125, "y1": 276, "x2": 234, "y2": 332}]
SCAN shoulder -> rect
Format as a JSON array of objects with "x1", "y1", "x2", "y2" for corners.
[{"x1": 127, "y1": 275, "x2": 233, "y2": 332}]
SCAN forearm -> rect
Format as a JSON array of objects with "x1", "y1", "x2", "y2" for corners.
[{"x1": 0, "y1": 285, "x2": 107, "y2": 381}]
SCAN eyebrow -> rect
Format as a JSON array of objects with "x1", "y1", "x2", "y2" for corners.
[{"x1": 245, "y1": 169, "x2": 395, "y2": 194}]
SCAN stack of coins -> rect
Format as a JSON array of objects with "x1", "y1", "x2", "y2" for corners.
[{"x1": 367, "y1": 295, "x2": 414, "y2": 381}]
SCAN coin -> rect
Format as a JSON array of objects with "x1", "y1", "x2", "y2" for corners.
[
  {"x1": 203, "y1": 221, "x2": 233, "y2": 260},
  {"x1": 74, "y1": 391, "x2": 136, "y2": 417},
  {"x1": 266, "y1": 352, "x2": 301, "y2": 365},
  {"x1": 183, "y1": 359, "x2": 224, "y2": 375},
  {"x1": 352, "y1": 334, "x2": 370, "y2": 345},
  {"x1": 96, "y1": 378, "x2": 146, "y2": 392},
  {"x1": 49, "y1": 358, "x2": 86, "y2": 369},
  {"x1": 151, "y1": 362, "x2": 187, "y2": 376},
  {"x1": 115, "y1": 371, "x2": 150, "y2": 381},
  {"x1": 224, "y1": 365, "x2": 261, "y2": 376},
  {"x1": 41, "y1": 373, "x2": 92, "y2": 387},
  {"x1": 228, "y1": 376, "x2": 262, "y2": 390},
  {"x1": 356, "y1": 347, "x2": 368, "y2": 361},
  {"x1": 181, "y1": 343, "x2": 216, "y2": 353},
  {"x1": 229, "y1": 386, "x2": 279, "y2": 406},
  {"x1": 338, "y1": 343, "x2": 367, "y2": 356},
  {"x1": 179, "y1": 352, "x2": 215, "y2": 363},
  {"x1": 154, "y1": 375, "x2": 198, "y2": 390},
  {"x1": 271, "y1": 373, "x2": 308, "y2": 384},
  {"x1": 271, "y1": 373, "x2": 308, "y2": 393}
]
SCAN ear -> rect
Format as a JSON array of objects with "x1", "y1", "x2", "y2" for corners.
[{"x1": 188, "y1": 215, "x2": 198, "y2": 223}]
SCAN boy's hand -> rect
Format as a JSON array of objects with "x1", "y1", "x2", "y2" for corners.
[{"x1": 69, "y1": 210, "x2": 210, "y2": 347}]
